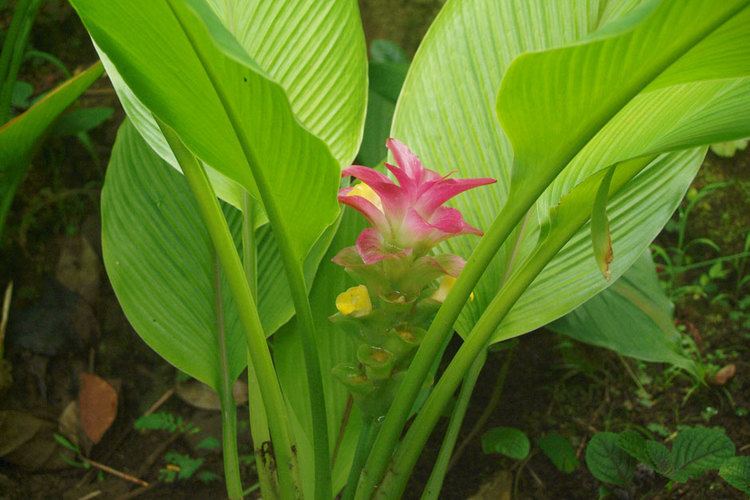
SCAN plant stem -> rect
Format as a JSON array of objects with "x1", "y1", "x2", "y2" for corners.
[
  {"x1": 343, "y1": 417, "x2": 378, "y2": 500},
  {"x1": 159, "y1": 121, "x2": 300, "y2": 499},
  {"x1": 355, "y1": 190, "x2": 536, "y2": 498},
  {"x1": 218, "y1": 388, "x2": 242, "y2": 500},
  {"x1": 671, "y1": 250, "x2": 750, "y2": 273},
  {"x1": 163, "y1": 5, "x2": 332, "y2": 494},
  {"x1": 213, "y1": 254, "x2": 243, "y2": 499},
  {"x1": 421, "y1": 349, "x2": 487, "y2": 500},
  {"x1": 0, "y1": 0, "x2": 43, "y2": 125},
  {"x1": 448, "y1": 345, "x2": 515, "y2": 470},
  {"x1": 372, "y1": 155, "x2": 659, "y2": 497},
  {"x1": 376, "y1": 226, "x2": 571, "y2": 498},
  {"x1": 241, "y1": 193, "x2": 258, "y2": 298},
  {"x1": 241, "y1": 193, "x2": 278, "y2": 499}
]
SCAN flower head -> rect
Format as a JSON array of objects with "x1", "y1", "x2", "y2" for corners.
[{"x1": 338, "y1": 139, "x2": 495, "y2": 264}]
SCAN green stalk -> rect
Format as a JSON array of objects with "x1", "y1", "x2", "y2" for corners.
[
  {"x1": 213, "y1": 254, "x2": 243, "y2": 500},
  {"x1": 164, "y1": 4, "x2": 332, "y2": 495},
  {"x1": 159, "y1": 122, "x2": 300, "y2": 499},
  {"x1": 376, "y1": 218, "x2": 575, "y2": 498},
  {"x1": 355, "y1": 190, "x2": 537, "y2": 498},
  {"x1": 420, "y1": 349, "x2": 486, "y2": 500},
  {"x1": 375, "y1": 156, "x2": 657, "y2": 497},
  {"x1": 356, "y1": 5, "x2": 746, "y2": 491},
  {"x1": 0, "y1": 0, "x2": 43, "y2": 125},
  {"x1": 343, "y1": 418, "x2": 378, "y2": 500},
  {"x1": 241, "y1": 193, "x2": 278, "y2": 500}
]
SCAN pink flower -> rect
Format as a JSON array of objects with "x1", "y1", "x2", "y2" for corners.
[{"x1": 338, "y1": 139, "x2": 495, "y2": 264}]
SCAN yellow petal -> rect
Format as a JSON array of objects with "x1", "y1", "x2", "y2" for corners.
[
  {"x1": 431, "y1": 275, "x2": 474, "y2": 303},
  {"x1": 336, "y1": 285, "x2": 373, "y2": 317},
  {"x1": 348, "y1": 182, "x2": 383, "y2": 211}
]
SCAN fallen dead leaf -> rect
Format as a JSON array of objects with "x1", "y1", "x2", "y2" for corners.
[
  {"x1": 711, "y1": 364, "x2": 736, "y2": 385},
  {"x1": 78, "y1": 373, "x2": 118, "y2": 444},
  {"x1": 469, "y1": 469, "x2": 513, "y2": 500},
  {"x1": 0, "y1": 410, "x2": 69, "y2": 470}
]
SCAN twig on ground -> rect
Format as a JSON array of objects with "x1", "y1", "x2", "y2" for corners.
[
  {"x1": 142, "y1": 387, "x2": 175, "y2": 416},
  {"x1": 77, "y1": 491, "x2": 102, "y2": 500},
  {"x1": 82, "y1": 457, "x2": 149, "y2": 487},
  {"x1": 0, "y1": 282, "x2": 12, "y2": 355}
]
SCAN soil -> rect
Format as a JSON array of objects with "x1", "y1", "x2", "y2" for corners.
[{"x1": 1, "y1": 1, "x2": 748, "y2": 499}]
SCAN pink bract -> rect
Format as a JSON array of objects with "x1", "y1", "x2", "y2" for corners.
[{"x1": 338, "y1": 139, "x2": 495, "y2": 263}]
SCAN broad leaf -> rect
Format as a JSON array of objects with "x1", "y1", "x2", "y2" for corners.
[
  {"x1": 538, "y1": 433, "x2": 579, "y2": 474},
  {"x1": 102, "y1": 121, "x2": 245, "y2": 390},
  {"x1": 0, "y1": 62, "x2": 102, "y2": 235},
  {"x1": 71, "y1": 0, "x2": 358, "y2": 263},
  {"x1": 719, "y1": 456, "x2": 750, "y2": 494},
  {"x1": 550, "y1": 250, "x2": 700, "y2": 379},
  {"x1": 498, "y1": 1, "x2": 750, "y2": 198},
  {"x1": 76, "y1": 0, "x2": 366, "y2": 210},
  {"x1": 669, "y1": 426, "x2": 735, "y2": 482},
  {"x1": 617, "y1": 430, "x2": 671, "y2": 474},
  {"x1": 585, "y1": 432, "x2": 637, "y2": 487},
  {"x1": 101, "y1": 121, "x2": 320, "y2": 389},
  {"x1": 480, "y1": 426, "x2": 530, "y2": 460},
  {"x1": 391, "y1": 0, "x2": 745, "y2": 343},
  {"x1": 617, "y1": 427, "x2": 735, "y2": 483}
]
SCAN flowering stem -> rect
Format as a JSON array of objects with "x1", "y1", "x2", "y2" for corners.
[
  {"x1": 376, "y1": 211, "x2": 573, "y2": 498},
  {"x1": 355, "y1": 189, "x2": 537, "y2": 498},
  {"x1": 420, "y1": 348, "x2": 487, "y2": 500},
  {"x1": 158, "y1": 121, "x2": 300, "y2": 499},
  {"x1": 374, "y1": 156, "x2": 657, "y2": 497}
]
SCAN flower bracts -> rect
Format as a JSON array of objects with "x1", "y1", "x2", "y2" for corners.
[{"x1": 331, "y1": 139, "x2": 495, "y2": 416}]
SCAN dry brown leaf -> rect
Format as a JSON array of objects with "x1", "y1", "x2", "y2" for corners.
[
  {"x1": 469, "y1": 469, "x2": 513, "y2": 500},
  {"x1": 0, "y1": 410, "x2": 68, "y2": 470},
  {"x1": 711, "y1": 364, "x2": 736, "y2": 385},
  {"x1": 78, "y1": 373, "x2": 118, "y2": 444}
]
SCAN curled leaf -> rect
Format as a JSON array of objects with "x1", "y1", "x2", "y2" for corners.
[{"x1": 591, "y1": 166, "x2": 615, "y2": 280}]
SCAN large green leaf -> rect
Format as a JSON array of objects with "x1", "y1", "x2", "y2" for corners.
[
  {"x1": 102, "y1": 121, "x2": 245, "y2": 390},
  {"x1": 551, "y1": 249, "x2": 700, "y2": 378},
  {"x1": 0, "y1": 62, "x2": 102, "y2": 235},
  {"x1": 71, "y1": 0, "x2": 363, "y2": 262},
  {"x1": 101, "y1": 121, "x2": 321, "y2": 389},
  {"x1": 499, "y1": 0, "x2": 750, "y2": 198},
  {"x1": 391, "y1": 0, "x2": 714, "y2": 343},
  {"x1": 82, "y1": 0, "x2": 367, "y2": 210}
]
